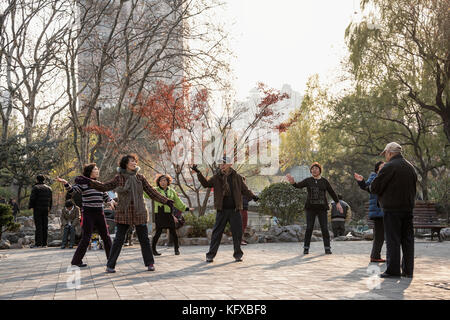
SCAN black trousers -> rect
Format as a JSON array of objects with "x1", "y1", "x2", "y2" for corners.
[
  {"x1": 152, "y1": 227, "x2": 179, "y2": 251},
  {"x1": 370, "y1": 218, "x2": 385, "y2": 259},
  {"x1": 107, "y1": 223, "x2": 154, "y2": 269},
  {"x1": 206, "y1": 209, "x2": 243, "y2": 260},
  {"x1": 71, "y1": 212, "x2": 112, "y2": 265},
  {"x1": 304, "y1": 209, "x2": 331, "y2": 250},
  {"x1": 33, "y1": 209, "x2": 49, "y2": 246},
  {"x1": 62, "y1": 225, "x2": 76, "y2": 247},
  {"x1": 383, "y1": 211, "x2": 414, "y2": 276},
  {"x1": 331, "y1": 221, "x2": 345, "y2": 237}
]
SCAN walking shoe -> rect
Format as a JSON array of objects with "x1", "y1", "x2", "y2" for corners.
[
  {"x1": 325, "y1": 249, "x2": 332, "y2": 254},
  {"x1": 72, "y1": 263, "x2": 87, "y2": 268},
  {"x1": 303, "y1": 249, "x2": 309, "y2": 255},
  {"x1": 152, "y1": 250, "x2": 161, "y2": 256},
  {"x1": 69, "y1": 246, "x2": 73, "y2": 249},
  {"x1": 147, "y1": 264, "x2": 155, "y2": 271},
  {"x1": 370, "y1": 258, "x2": 386, "y2": 263},
  {"x1": 206, "y1": 258, "x2": 213, "y2": 263},
  {"x1": 380, "y1": 272, "x2": 400, "y2": 278},
  {"x1": 60, "y1": 246, "x2": 65, "y2": 249},
  {"x1": 175, "y1": 249, "x2": 180, "y2": 255},
  {"x1": 235, "y1": 257, "x2": 243, "y2": 262},
  {"x1": 106, "y1": 267, "x2": 116, "y2": 273}
]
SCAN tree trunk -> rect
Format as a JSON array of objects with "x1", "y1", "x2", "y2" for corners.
[{"x1": 199, "y1": 188, "x2": 211, "y2": 216}]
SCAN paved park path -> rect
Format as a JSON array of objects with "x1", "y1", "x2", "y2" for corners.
[{"x1": 0, "y1": 241, "x2": 449, "y2": 300}]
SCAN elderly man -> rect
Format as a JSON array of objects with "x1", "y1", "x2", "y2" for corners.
[
  {"x1": 191, "y1": 157, "x2": 259, "y2": 263},
  {"x1": 370, "y1": 142, "x2": 417, "y2": 278}
]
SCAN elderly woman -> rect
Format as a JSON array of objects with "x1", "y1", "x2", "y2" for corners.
[
  {"x1": 86, "y1": 154, "x2": 174, "y2": 273},
  {"x1": 152, "y1": 174, "x2": 193, "y2": 256},
  {"x1": 354, "y1": 161, "x2": 386, "y2": 263}
]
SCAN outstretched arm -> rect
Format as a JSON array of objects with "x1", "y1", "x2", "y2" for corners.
[
  {"x1": 240, "y1": 176, "x2": 256, "y2": 200},
  {"x1": 88, "y1": 176, "x2": 120, "y2": 192},
  {"x1": 191, "y1": 165, "x2": 216, "y2": 188}
]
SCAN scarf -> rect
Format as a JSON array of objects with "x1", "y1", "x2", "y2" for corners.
[
  {"x1": 220, "y1": 167, "x2": 234, "y2": 196},
  {"x1": 116, "y1": 166, "x2": 145, "y2": 214}
]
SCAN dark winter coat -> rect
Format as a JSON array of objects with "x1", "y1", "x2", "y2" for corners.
[
  {"x1": 292, "y1": 177, "x2": 339, "y2": 211},
  {"x1": 29, "y1": 183, "x2": 53, "y2": 212},
  {"x1": 88, "y1": 167, "x2": 171, "y2": 225},
  {"x1": 196, "y1": 168, "x2": 255, "y2": 211},
  {"x1": 370, "y1": 154, "x2": 418, "y2": 213}
]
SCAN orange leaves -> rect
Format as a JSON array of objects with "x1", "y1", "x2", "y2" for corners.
[
  {"x1": 130, "y1": 80, "x2": 209, "y2": 153},
  {"x1": 83, "y1": 125, "x2": 116, "y2": 142}
]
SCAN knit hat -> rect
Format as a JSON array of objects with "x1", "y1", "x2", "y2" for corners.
[{"x1": 310, "y1": 162, "x2": 322, "y2": 174}]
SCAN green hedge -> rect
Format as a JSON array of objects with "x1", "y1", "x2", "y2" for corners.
[
  {"x1": 258, "y1": 182, "x2": 306, "y2": 226},
  {"x1": 184, "y1": 212, "x2": 231, "y2": 237}
]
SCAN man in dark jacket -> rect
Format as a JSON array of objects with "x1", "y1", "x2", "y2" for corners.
[
  {"x1": 370, "y1": 142, "x2": 417, "y2": 278},
  {"x1": 29, "y1": 175, "x2": 53, "y2": 247},
  {"x1": 191, "y1": 157, "x2": 259, "y2": 263}
]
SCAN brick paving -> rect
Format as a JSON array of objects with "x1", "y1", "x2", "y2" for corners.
[{"x1": 0, "y1": 241, "x2": 449, "y2": 300}]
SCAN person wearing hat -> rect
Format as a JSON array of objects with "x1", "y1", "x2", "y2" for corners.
[
  {"x1": 286, "y1": 162, "x2": 342, "y2": 254},
  {"x1": 190, "y1": 156, "x2": 259, "y2": 263},
  {"x1": 369, "y1": 142, "x2": 417, "y2": 278},
  {"x1": 28, "y1": 174, "x2": 53, "y2": 248},
  {"x1": 152, "y1": 174, "x2": 194, "y2": 256}
]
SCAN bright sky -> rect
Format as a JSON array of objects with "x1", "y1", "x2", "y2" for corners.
[{"x1": 224, "y1": 0, "x2": 358, "y2": 100}]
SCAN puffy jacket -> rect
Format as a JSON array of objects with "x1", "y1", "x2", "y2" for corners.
[
  {"x1": 28, "y1": 183, "x2": 53, "y2": 211},
  {"x1": 357, "y1": 172, "x2": 383, "y2": 219}
]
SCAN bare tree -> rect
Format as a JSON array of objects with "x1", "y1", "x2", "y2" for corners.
[
  {"x1": 54, "y1": 0, "x2": 232, "y2": 175},
  {"x1": 0, "y1": 0, "x2": 73, "y2": 145}
]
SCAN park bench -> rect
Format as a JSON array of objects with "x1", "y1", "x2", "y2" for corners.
[{"x1": 365, "y1": 201, "x2": 446, "y2": 242}]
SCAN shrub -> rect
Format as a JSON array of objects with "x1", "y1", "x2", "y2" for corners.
[
  {"x1": 0, "y1": 203, "x2": 20, "y2": 239},
  {"x1": 184, "y1": 212, "x2": 216, "y2": 237},
  {"x1": 258, "y1": 182, "x2": 306, "y2": 226}
]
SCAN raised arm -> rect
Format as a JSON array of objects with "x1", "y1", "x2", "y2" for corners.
[
  {"x1": 191, "y1": 164, "x2": 216, "y2": 188},
  {"x1": 88, "y1": 175, "x2": 121, "y2": 192},
  {"x1": 292, "y1": 178, "x2": 308, "y2": 189}
]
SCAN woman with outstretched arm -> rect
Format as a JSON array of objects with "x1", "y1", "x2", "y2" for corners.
[{"x1": 86, "y1": 154, "x2": 174, "y2": 273}]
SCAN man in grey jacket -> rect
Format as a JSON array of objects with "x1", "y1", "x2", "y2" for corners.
[{"x1": 370, "y1": 142, "x2": 417, "y2": 278}]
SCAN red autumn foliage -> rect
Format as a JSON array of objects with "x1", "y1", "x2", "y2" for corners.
[
  {"x1": 255, "y1": 82, "x2": 290, "y2": 125},
  {"x1": 83, "y1": 125, "x2": 116, "y2": 142},
  {"x1": 130, "y1": 81, "x2": 208, "y2": 153}
]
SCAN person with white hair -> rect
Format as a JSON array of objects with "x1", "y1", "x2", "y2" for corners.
[{"x1": 369, "y1": 142, "x2": 418, "y2": 279}]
